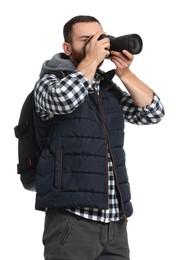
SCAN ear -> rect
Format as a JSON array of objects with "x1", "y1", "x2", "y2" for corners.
[{"x1": 63, "y1": 42, "x2": 72, "y2": 56}]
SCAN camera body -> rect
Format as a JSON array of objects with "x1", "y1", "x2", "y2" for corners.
[{"x1": 98, "y1": 33, "x2": 143, "y2": 55}]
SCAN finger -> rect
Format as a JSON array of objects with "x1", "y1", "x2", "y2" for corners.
[
  {"x1": 122, "y1": 50, "x2": 134, "y2": 61},
  {"x1": 111, "y1": 52, "x2": 133, "y2": 65},
  {"x1": 111, "y1": 57, "x2": 128, "y2": 68},
  {"x1": 111, "y1": 50, "x2": 133, "y2": 61},
  {"x1": 93, "y1": 33, "x2": 110, "y2": 54},
  {"x1": 92, "y1": 31, "x2": 106, "y2": 41}
]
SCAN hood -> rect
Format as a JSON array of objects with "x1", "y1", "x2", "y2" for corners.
[
  {"x1": 39, "y1": 52, "x2": 116, "y2": 83},
  {"x1": 39, "y1": 53, "x2": 76, "y2": 77}
]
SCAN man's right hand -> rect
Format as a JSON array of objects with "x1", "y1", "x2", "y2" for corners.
[
  {"x1": 77, "y1": 31, "x2": 110, "y2": 83},
  {"x1": 84, "y1": 31, "x2": 110, "y2": 65}
]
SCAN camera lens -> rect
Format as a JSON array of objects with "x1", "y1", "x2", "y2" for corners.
[
  {"x1": 128, "y1": 36, "x2": 142, "y2": 54},
  {"x1": 109, "y1": 34, "x2": 143, "y2": 55},
  {"x1": 129, "y1": 38, "x2": 136, "y2": 49}
]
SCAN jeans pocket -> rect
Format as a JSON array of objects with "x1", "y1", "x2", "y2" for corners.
[{"x1": 60, "y1": 213, "x2": 76, "y2": 245}]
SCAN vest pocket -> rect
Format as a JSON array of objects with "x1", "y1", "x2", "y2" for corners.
[
  {"x1": 36, "y1": 147, "x2": 55, "y2": 196},
  {"x1": 54, "y1": 148, "x2": 63, "y2": 190}
]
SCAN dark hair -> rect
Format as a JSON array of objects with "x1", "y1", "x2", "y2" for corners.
[{"x1": 63, "y1": 15, "x2": 101, "y2": 42}]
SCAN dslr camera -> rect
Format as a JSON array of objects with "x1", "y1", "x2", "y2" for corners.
[
  {"x1": 83, "y1": 33, "x2": 143, "y2": 56},
  {"x1": 98, "y1": 33, "x2": 143, "y2": 55}
]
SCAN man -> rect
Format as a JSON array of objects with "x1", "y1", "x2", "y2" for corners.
[{"x1": 34, "y1": 15, "x2": 165, "y2": 260}]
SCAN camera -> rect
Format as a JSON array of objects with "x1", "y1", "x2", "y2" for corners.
[{"x1": 98, "y1": 33, "x2": 143, "y2": 55}]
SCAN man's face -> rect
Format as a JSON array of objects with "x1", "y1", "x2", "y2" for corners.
[{"x1": 63, "y1": 22, "x2": 103, "y2": 65}]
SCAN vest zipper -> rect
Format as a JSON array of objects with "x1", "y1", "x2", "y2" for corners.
[{"x1": 93, "y1": 87, "x2": 126, "y2": 217}]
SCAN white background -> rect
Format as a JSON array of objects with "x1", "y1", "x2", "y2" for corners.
[{"x1": 0, "y1": 0, "x2": 178, "y2": 259}]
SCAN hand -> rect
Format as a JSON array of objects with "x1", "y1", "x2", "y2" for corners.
[
  {"x1": 110, "y1": 50, "x2": 133, "y2": 78},
  {"x1": 77, "y1": 32, "x2": 110, "y2": 83},
  {"x1": 85, "y1": 31, "x2": 110, "y2": 66}
]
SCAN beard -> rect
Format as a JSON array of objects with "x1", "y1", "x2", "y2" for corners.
[{"x1": 69, "y1": 46, "x2": 84, "y2": 66}]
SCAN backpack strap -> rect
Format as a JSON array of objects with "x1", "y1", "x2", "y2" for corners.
[
  {"x1": 17, "y1": 156, "x2": 37, "y2": 175},
  {"x1": 14, "y1": 91, "x2": 34, "y2": 139},
  {"x1": 14, "y1": 120, "x2": 28, "y2": 139}
]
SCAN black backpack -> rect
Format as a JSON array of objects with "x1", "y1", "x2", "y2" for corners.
[
  {"x1": 14, "y1": 71, "x2": 68, "y2": 191},
  {"x1": 14, "y1": 90, "x2": 58, "y2": 191}
]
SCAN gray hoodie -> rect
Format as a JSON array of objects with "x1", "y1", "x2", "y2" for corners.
[{"x1": 39, "y1": 53, "x2": 76, "y2": 77}]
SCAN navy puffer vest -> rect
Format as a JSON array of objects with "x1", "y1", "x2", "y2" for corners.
[{"x1": 35, "y1": 78, "x2": 133, "y2": 217}]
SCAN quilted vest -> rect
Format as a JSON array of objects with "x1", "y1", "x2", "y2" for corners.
[{"x1": 35, "y1": 78, "x2": 133, "y2": 217}]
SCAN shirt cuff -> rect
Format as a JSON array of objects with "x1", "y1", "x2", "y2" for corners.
[
  {"x1": 73, "y1": 71, "x2": 91, "y2": 91},
  {"x1": 137, "y1": 93, "x2": 161, "y2": 113}
]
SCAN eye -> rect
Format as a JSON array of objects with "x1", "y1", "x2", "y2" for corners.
[
  {"x1": 82, "y1": 39, "x2": 88, "y2": 42},
  {"x1": 81, "y1": 36, "x2": 92, "y2": 42}
]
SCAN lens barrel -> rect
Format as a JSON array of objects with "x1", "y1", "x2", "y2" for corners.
[{"x1": 109, "y1": 34, "x2": 143, "y2": 54}]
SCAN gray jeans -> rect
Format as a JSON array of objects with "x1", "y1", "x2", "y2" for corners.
[{"x1": 43, "y1": 208, "x2": 130, "y2": 260}]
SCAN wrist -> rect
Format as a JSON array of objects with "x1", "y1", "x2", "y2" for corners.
[
  {"x1": 118, "y1": 69, "x2": 134, "y2": 82},
  {"x1": 77, "y1": 58, "x2": 98, "y2": 83}
]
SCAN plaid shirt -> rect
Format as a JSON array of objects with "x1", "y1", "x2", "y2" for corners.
[{"x1": 34, "y1": 71, "x2": 165, "y2": 223}]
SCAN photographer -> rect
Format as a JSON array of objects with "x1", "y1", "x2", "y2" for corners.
[{"x1": 34, "y1": 15, "x2": 165, "y2": 260}]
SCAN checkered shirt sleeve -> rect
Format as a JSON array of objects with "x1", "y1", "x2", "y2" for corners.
[
  {"x1": 120, "y1": 92, "x2": 165, "y2": 125},
  {"x1": 34, "y1": 72, "x2": 90, "y2": 121}
]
